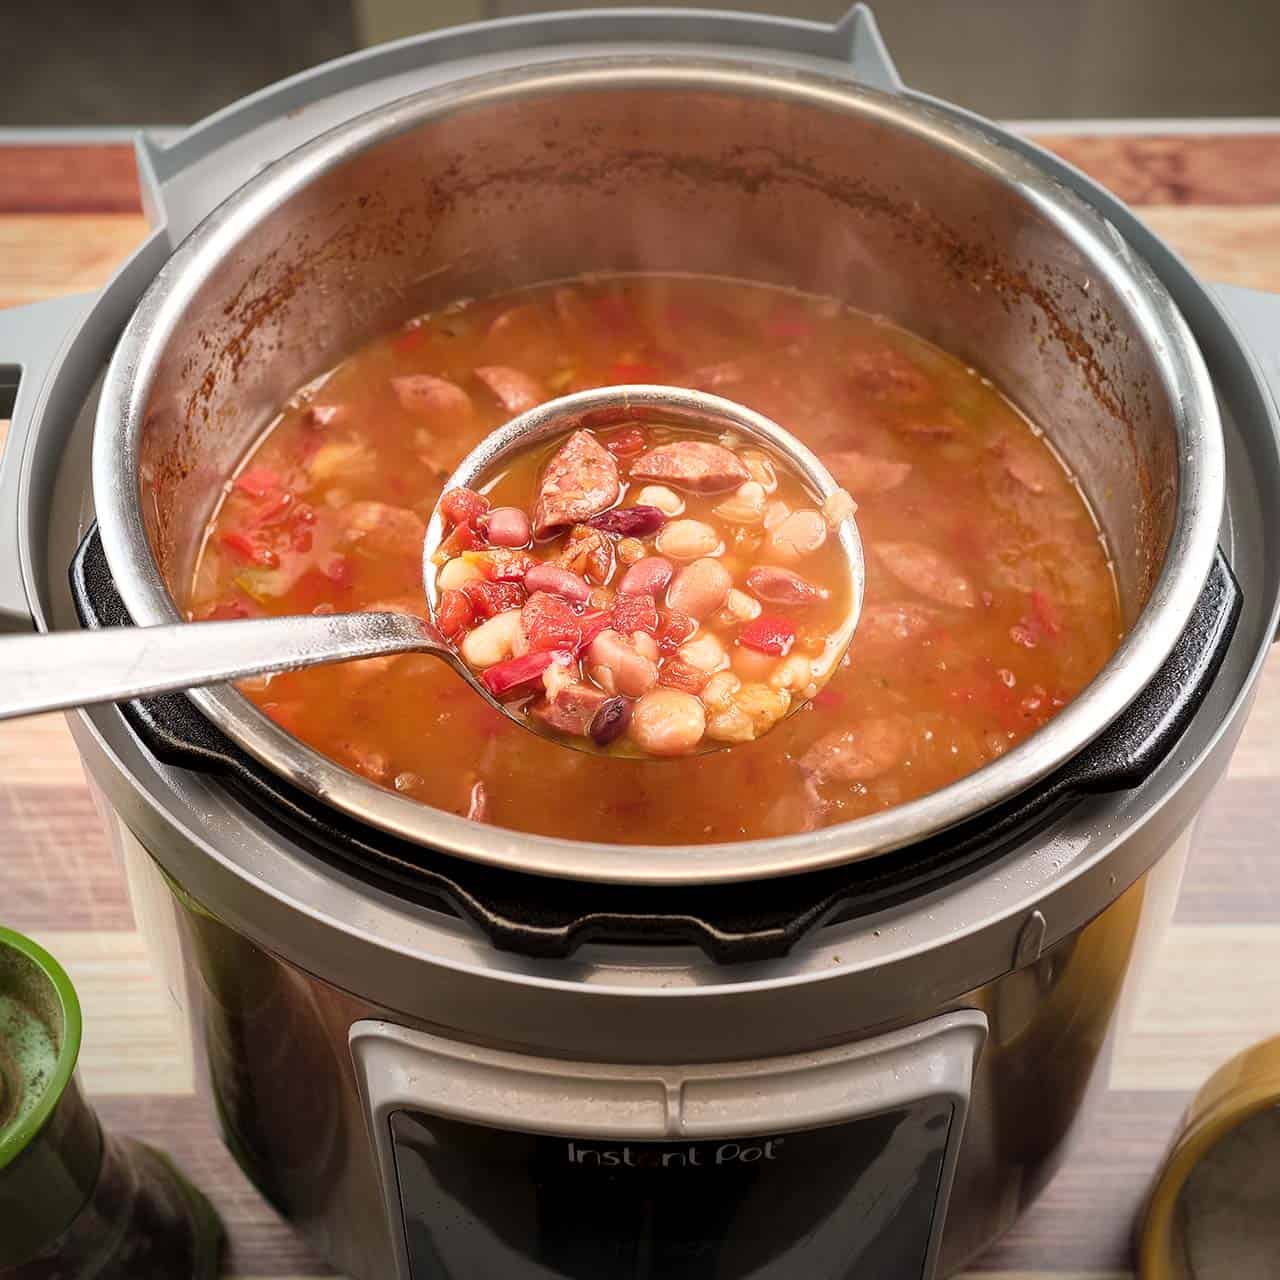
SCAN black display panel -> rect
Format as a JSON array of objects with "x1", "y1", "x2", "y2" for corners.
[{"x1": 390, "y1": 1100, "x2": 953, "y2": 1279}]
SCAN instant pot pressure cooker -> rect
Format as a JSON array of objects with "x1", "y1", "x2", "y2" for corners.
[{"x1": 3, "y1": 8, "x2": 1278, "y2": 1277}]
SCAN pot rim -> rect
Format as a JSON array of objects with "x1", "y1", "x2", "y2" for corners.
[{"x1": 93, "y1": 56, "x2": 1225, "y2": 886}]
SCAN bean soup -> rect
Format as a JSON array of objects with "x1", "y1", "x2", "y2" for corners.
[{"x1": 189, "y1": 275, "x2": 1122, "y2": 843}]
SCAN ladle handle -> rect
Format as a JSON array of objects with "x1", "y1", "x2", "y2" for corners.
[{"x1": 0, "y1": 611, "x2": 441, "y2": 721}]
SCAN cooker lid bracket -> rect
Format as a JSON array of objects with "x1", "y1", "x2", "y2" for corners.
[{"x1": 127, "y1": 4, "x2": 902, "y2": 246}]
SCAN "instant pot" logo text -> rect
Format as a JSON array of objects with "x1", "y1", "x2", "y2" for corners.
[{"x1": 566, "y1": 1139, "x2": 784, "y2": 1169}]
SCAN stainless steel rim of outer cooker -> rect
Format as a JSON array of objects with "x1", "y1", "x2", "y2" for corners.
[
  {"x1": 91, "y1": 57, "x2": 1226, "y2": 885},
  {"x1": 421, "y1": 383, "x2": 866, "y2": 686}
]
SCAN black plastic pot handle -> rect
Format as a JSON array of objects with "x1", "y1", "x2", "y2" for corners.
[{"x1": 70, "y1": 524, "x2": 1241, "y2": 964}]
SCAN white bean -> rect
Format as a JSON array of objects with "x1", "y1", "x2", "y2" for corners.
[
  {"x1": 768, "y1": 509, "x2": 828, "y2": 562},
  {"x1": 460, "y1": 609, "x2": 524, "y2": 668},
  {"x1": 634, "y1": 484, "x2": 685, "y2": 517},
  {"x1": 656, "y1": 519, "x2": 721, "y2": 561},
  {"x1": 700, "y1": 671, "x2": 742, "y2": 712},
  {"x1": 438, "y1": 556, "x2": 483, "y2": 590},
  {"x1": 722, "y1": 588, "x2": 762, "y2": 623},
  {"x1": 741, "y1": 450, "x2": 778, "y2": 493},
  {"x1": 678, "y1": 632, "x2": 729, "y2": 673},
  {"x1": 732, "y1": 644, "x2": 777, "y2": 682},
  {"x1": 629, "y1": 689, "x2": 707, "y2": 756},
  {"x1": 762, "y1": 499, "x2": 791, "y2": 532},
  {"x1": 713, "y1": 480, "x2": 766, "y2": 525}
]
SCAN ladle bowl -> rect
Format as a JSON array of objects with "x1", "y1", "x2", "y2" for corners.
[{"x1": 0, "y1": 386, "x2": 865, "y2": 756}]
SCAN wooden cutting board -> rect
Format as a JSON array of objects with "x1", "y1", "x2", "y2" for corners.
[{"x1": 2, "y1": 129, "x2": 1279, "y2": 1279}]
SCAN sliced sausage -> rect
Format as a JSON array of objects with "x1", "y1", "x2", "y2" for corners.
[
  {"x1": 531, "y1": 681, "x2": 610, "y2": 736},
  {"x1": 629, "y1": 441, "x2": 749, "y2": 494},
  {"x1": 392, "y1": 374, "x2": 473, "y2": 419},
  {"x1": 798, "y1": 718, "x2": 911, "y2": 785},
  {"x1": 847, "y1": 347, "x2": 932, "y2": 404},
  {"x1": 821, "y1": 450, "x2": 911, "y2": 495},
  {"x1": 335, "y1": 501, "x2": 425, "y2": 559},
  {"x1": 474, "y1": 365, "x2": 547, "y2": 415},
  {"x1": 532, "y1": 431, "x2": 621, "y2": 538},
  {"x1": 875, "y1": 542, "x2": 976, "y2": 609},
  {"x1": 856, "y1": 602, "x2": 941, "y2": 646}
]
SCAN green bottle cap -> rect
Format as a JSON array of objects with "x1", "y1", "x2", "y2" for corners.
[{"x1": 0, "y1": 926, "x2": 101, "y2": 1267}]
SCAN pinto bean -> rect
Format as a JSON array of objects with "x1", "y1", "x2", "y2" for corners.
[
  {"x1": 617, "y1": 556, "x2": 674, "y2": 597},
  {"x1": 460, "y1": 608, "x2": 524, "y2": 668},
  {"x1": 821, "y1": 449, "x2": 912, "y2": 495},
  {"x1": 875, "y1": 542, "x2": 976, "y2": 608},
  {"x1": 523, "y1": 563, "x2": 591, "y2": 604},
  {"x1": 532, "y1": 430, "x2": 621, "y2": 537},
  {"x1": 629, "y1": 441, "x2": 749, "y2": 494},
  {"x1": 392, "y1": 374, "x2": 473, "y2": 419},
  {"x1": 486, "y1": 507, "x2": 531, "y2": 548},
  {"x1": 667, "y1": 558, "x2": 732, "y2": 621},
  {"x1": 629, "y1": 689, "x2": 707, "y2": 756},
  {"x1": 586, "y1": 629, "x2": 660, "y2": 698},
  {"x1": 746, "y1": 565, "x2": 826, "y2": 606},
  {"x1": 474, "y1": 365, "x2": 546, "y2": 414},
  {"x1": 656, "y1": 519, "x2": 721, "y2": 562}
]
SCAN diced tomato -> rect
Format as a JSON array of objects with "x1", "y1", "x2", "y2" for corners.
[
  {"x1": 441, "y1": 522, "x2": 485, "y2": 556},
  {"x1": 436, "y1": 588, "x2": 475, "y2": 642},
  {"x1": 481, "y1": 649, "x2": 573, "y2": 698},
  {"x1": 201, "y1": 598, "x2": 253, "y2": 621},
  {"x1": 234, "y1": 466, "x2": 281, "y2": 499},
  {"x1": 603, "y1": 426, "x2": 648, "y2": 458},
  {"x1": 1030, "y1": 590, "x2": 1062, "y2": 639},
  {"x1": 247, "y1": 490, "x2": 294, "y2": 528},
  {"x1": 392, "y1": 327, "x2": 427, "y2": 354},
  {"x1": 575, "y1": 609, "x2": 613, "y2": 652},
  {"x1": 764, "y1": 305, "x2": 814, "y2": 342},
  {"x1": 219, "y1": 530, "x2": 277, "y2": 567},
  {"x1": 290, "y1": 527, "x2": 314, "y2": 553},
  {"x1": 462, "y1": 579, "x2": 525, "y2": 620},
  {"x1": 656, "y1": 610, "x2": 696, "y2": 657},
  {"x1": 324, "y1": 555, "x2": 353, "y2": 587},
  {"x1": 609, "y1": 362, "x2": 661, "y2": 383},
  {"x1": 1009, "y1": 622, "x2": 1038, "y2": 649},
  {"x1": 611, "y1": 593, "x2": 660, "y2": 637},
  {"x1": 470, "y1": 547, "x2": 537, "y2": 583},
  {"x1": 591, "y1": 294, "x2": 631, "y2": 332},
  {"x1": 740, "y1": 615, "x2": 797, "y2": 656},
  {"x1": 522, "y1": 592, "x2": 582, "y2": 652},
  {"x1": 439, "y1": 487, "x2": 491, "y2": 529}
]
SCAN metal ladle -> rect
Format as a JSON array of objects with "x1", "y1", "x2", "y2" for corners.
[{"x1": 0, "y1": 387, "x2": 865, "y2": 750}]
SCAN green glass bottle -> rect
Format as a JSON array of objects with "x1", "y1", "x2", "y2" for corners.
[{"x1": 0, "y1": 927, "x2": 224, "y2": 1277}]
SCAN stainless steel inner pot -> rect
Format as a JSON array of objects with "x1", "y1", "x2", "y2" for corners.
[{"x1": 93, "y1": 56, "x2": 1224, "y2": 884}]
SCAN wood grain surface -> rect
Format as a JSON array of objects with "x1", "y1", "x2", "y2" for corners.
[{"x1": 2, "y1": 130, "x2": 1278, "y2": 1279}]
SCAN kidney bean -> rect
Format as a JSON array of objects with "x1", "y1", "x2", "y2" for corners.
[
  {"x1": 586, "y1": 629, "x2": 660, "y2": 698},
  {"x1": 746, "y1": 565, "x2": 827, "y2": 606},
  {"x1": 589, "y1": 696, "x2": 632, "y2": 746},
  {"x1": 486, "y1": 506, "x2": 532, "y2": 548},
  {"x1": 618, "y1": 556, "x2": 674, "y2": 597},
  {"x1": 481, "y1": 649, "x2": 573, "y2": 698},
  {"x1": 523, "y1": 562, "x2": 591, "y2": 604},
  {"x1": 586, "y1": 505, "x2": 667, "y2": 537},
  {"x1": 667, "y1": 558, "x2": 732, "y2": 621},
  {"x1": 629, "y1": 689, "x2": 707, "y2": 756}
]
